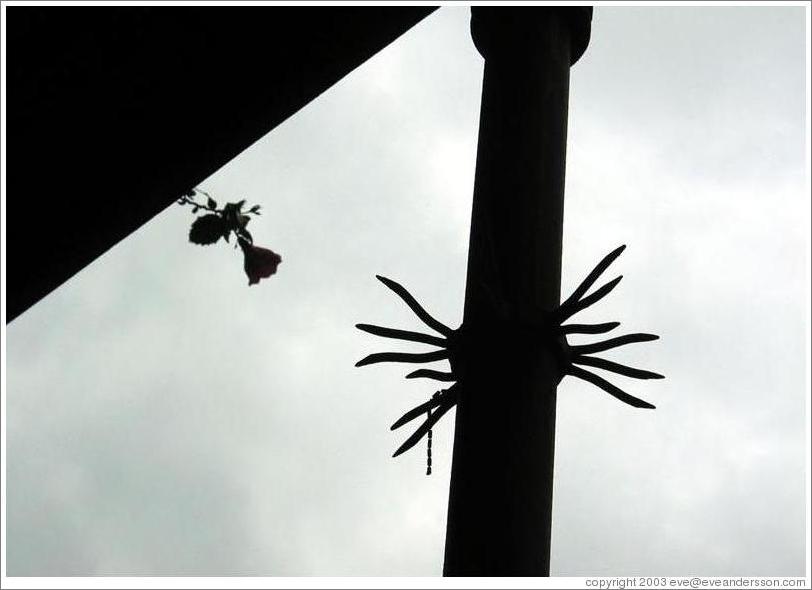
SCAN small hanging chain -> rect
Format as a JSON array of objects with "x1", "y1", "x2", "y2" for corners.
[{"x1": 426, "y1": 390, "x2": 442, "y2": 475}]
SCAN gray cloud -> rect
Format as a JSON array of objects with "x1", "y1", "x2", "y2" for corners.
[{"x1": 6, "y1": 6, "x2": 807, "y2": 577}]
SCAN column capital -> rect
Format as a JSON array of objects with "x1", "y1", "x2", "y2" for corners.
[{"x1": 471, "y1": 7, "x2": 593, "y2": 65}]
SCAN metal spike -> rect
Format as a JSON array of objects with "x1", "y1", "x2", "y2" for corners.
[
  {"x1": 560, "y1": 245, "x2": 626, "y2": 311},
  {"x1": 568, "y1": 365, "x2": 656, "y2": 409},
  {"x1": 355, "y1": 349, "x2": 449, "y2": 367},
  {"x1": 356, "y1": 323, "x2": 446, "y2": 347},
  {"x1": 376, "y1": 275, "x2": 453, "y2": 337},
  {"x1": 572, "y1": 355, "x2": 664, "y2": 380},
  {"x1": 570, "y1": 333, "x2": 659, "y2": 356}
]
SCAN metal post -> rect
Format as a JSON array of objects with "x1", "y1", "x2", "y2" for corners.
[{"x1": 443, "y1": 7, "x2": 592, "y2": 576}]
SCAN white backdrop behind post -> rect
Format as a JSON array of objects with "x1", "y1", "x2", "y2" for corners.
[{"x1": 5, "y1": 6, "x2": 808, "y2": 577}]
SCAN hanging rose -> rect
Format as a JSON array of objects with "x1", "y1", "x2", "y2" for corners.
[
  {"x1": 239, "y1": 238, "x2": 282, "y2": 285},
  {"x1": 178, "y1": 188, "x2": 281, "y2": 284}
]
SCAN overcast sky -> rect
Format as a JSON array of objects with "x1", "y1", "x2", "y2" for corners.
[{"x1": 5, "y1": 5, "x2": 809, "y2": 578}]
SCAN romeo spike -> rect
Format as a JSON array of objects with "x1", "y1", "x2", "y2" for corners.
[
  {"x1": 570, "y1": 333, "x2": 659, "y2": 356},
  {"x1": 355, "y1": 349, "x2": 449, "y2": 367},
  {"x1": 376, "y1": 275, "x2": 453, "y2": 337},
  {"x1": 572, "y1": 355, "x2": 665, "y2": 380},
  {"x1": 356, "y1": 323, "x2": 447, "y2": 347},
  {"x1": 568, "y1": 365, "x2": 656, "y2": 409},
  {"x1": 560, "y1": 244, "x2": 626, "y2": 311},
  {"x1": 559, "y1": 322, "x2": 621, "y2": 335},
  {"x1": 558, "y1": 275, "x2": 623, "y2": 321},
  {"x1": 391, "y1": 386, "x2": 459, "y2": 430},
  {"x1": 393, "y1": 394, "x2": 456, "y2": 458},
  {"x1": 406, "y1": 369, "x2": 457, "y2": 382}
]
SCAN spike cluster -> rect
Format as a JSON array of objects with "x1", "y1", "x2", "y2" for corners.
[
  {"x1": 355, "y1": 245, "x2": 664, "y2": 465},
  {"x1": 555, "y1": 245, "x2": 664, "y2": 409},
  {"x1": 355, "y1": 275, "x2": 459, "y2": 460}
]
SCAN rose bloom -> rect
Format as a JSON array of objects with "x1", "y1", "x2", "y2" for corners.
[{"x1": 239, "y1": 240, "x2": 282, "y2": 285}]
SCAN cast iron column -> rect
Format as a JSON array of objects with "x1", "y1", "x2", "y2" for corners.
[{"x1": 443, "y1": 7, "x2": 592, "y2": 576}]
